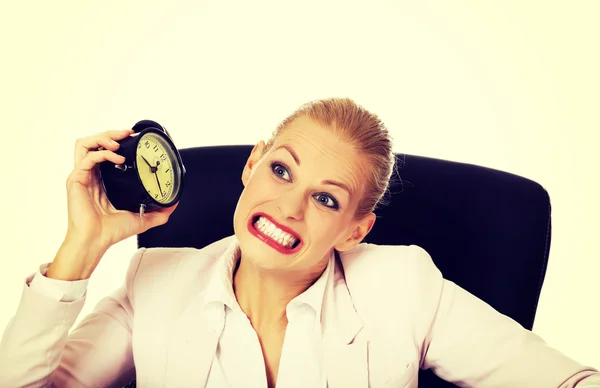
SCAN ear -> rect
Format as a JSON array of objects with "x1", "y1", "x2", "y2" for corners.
[
  {"x1": 241, "y1": 141, "x2": 266, "y2": 186},
  {"x1": 334, "y1": 212, "x2": 376, "y2": 252}
]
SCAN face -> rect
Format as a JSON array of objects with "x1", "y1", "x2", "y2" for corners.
[
  {"x1": 233, "y1": 116, "x2": 376, "y2": 277},
  {"x1": 136, "y1": 132, "x2": 180, "y2": 204}
]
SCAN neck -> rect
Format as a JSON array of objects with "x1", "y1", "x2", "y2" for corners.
[{"x1": 232, "y1": 256, "x2": 327, "y2": 333}]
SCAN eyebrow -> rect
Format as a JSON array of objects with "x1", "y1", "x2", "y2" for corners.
[
  {"x1": 275, "y1": 144, "x2": 301, "y2": 165},
  {"x1": 322, "y1": 179, "x2": 353, "y2": 198},
  {"x1": 275, "y1": 144, "x2": 353, "y2": 198}
]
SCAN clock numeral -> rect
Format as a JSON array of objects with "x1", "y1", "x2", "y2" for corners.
[
  {"x1": 165, "y1": 168, "x2": 170, "y2": 173},
  {"x1": 153, "y1": 145, "x2": 159, "y2": 152},
  {"x1": 154, "y1": 193, "x2": 159, "y2": 199},
  {"x1": 166, "y1": 181, "x2": 171, "y2": 187},
  {"x1": 160, "y1": 153, "x2": 167, "y2": 161},
  {"x1": 145, "y1": 141, "x2": 150, "y2": 148}
]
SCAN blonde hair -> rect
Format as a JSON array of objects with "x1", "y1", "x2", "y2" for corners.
[{"x1": 264, "y1": 97, "x2": 396, "y2": 219}]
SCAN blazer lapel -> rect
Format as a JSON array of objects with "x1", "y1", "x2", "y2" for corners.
[
  {"x1": 321, "y1": 254, "x2": 369, "y2": 388},
  {"x1": 164, "y1": 295, "x2": 225, "y2": 388},
  {"x1": 162, "y1": 237, "x2": 238, "y2": 387},
  {"x1": 163, "y1": 294, "x2": 226, "y2": 388}
]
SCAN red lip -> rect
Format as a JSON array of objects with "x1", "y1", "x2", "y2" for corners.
[{"x1": 247, "y1": 212, "x2": 303, "y2": 255}]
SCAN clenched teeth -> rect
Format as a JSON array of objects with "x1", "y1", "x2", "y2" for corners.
[{"x1": 254, "y1": 216, "x2": 299, "y2": 249}]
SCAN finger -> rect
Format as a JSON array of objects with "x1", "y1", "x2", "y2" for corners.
[
  {"x1": 155, "y1": 201, "x2": 180, "y2": 216},
  {"x1": 74, "y1": 129, "x2": 132, "y2": 165},
  {"x1": 141, "y1": 202, "x2": 179, "y2": 227},
  {"x1": 165, "y1": 201, "x2": 180, "y2": 213},
  {"x1": 163, "y1": 126, "x2": 174, "y2": 141},
  {"x1": 121, "y1": 210, "x2": 168, "y2": 236},
  {"x1": 74, "y1": 129, "x2": 134, "y2": 166},
  {"x1": 76, "y1": 150, "x2": 126, "y2": 172},
  {"x1": 145, "y1": 210, "x2": 171, "y2": 227}
]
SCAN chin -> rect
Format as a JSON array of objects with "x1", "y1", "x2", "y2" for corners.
[{"x1": 239, "y1": 240, "x2": 295, "y2": 271}]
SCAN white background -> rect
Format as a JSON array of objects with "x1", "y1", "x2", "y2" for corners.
[{"x1": 1, "y1": 0, "x2": 598, "y2": 370}]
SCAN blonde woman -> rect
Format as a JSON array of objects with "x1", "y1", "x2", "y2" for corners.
[{"x1": 1, "y1": 98, "x2": 598, "y2": 387}]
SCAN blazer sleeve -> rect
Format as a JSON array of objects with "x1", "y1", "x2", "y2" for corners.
[
  {"x1": 29, "y1": 262, "x2": 89, "y2": 302},
  {"x1": 0, "y1": 248, "x2": 147, "y2": 388},
  {"x1": 414, "y1": 246, "x2": 600, "y2": 388}
]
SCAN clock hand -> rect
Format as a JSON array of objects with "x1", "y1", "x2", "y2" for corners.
[
  {"x1": 141, "y1": 155, "x2": 152, "y2": 167},
  {"x1": 141, "y1": 155, "x2": 158, "y2": 173},
  {"x1": 155, "y1": 173, "x2": 164, "y2": 197}
]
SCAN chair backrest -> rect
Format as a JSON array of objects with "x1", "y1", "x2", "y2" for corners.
[{"x1": 137, "y1": 145, "x2": 552, "y2": 388}]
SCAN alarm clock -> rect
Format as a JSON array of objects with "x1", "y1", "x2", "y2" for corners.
[{"x1": 99, "y1": 120, "x2": 186, "y2": 216}]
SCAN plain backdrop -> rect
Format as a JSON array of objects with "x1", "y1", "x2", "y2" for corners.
[{"x1": 1, "y1": 0, "x2": 598, "y2": 371}]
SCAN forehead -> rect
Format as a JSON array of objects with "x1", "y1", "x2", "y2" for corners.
[{"x1": 271, "y1": 116, "x2": 366, "y2": 195}]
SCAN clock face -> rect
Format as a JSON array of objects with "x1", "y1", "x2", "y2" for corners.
[{"x1": 135, "y1": 132, "x2": 181, "y2": 205}]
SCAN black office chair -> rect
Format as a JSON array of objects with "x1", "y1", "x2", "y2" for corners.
[{"x1": 129, "y1": 144, "x2": 551, "y2": 388}]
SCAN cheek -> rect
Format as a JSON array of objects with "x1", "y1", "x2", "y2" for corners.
[
  {"x1": 307, "y1": 215, "x2": 345, "y2": 242},
  {"x1": 246, "y1": 171, "x2": 277, "y2": 196},
  {"x1": 320, "y1": 216, "x2": 354, "y2": 242},
  {"x1": 239, "y1": 170, "x2": 280, "y2": 208}
]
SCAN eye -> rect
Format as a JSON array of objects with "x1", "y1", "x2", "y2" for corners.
[
  {"x1": 271, "y1": 162, "x2": 291, "y2": 181},
  {"x1": 314, "y1": 193, "x2": 339, "y2": 210},
  {"x1": 270, "y1": 161, "x2": 339, "y2": 210}
]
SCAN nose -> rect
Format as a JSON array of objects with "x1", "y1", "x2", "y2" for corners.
[{"x1": 278, "y1": 188, "x2": 305, "y2": 221}]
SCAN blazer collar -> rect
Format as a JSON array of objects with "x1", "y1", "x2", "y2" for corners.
[
  {"x1": 203, "y1": 238, "x2": 333, "y2": 323},
  {"x1": 164, "y1": 242, "x2": 367, "y2": 388}
]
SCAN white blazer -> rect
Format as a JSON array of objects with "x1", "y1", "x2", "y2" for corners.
[{"x1": 0, "y1": 235, "x2": 598, "y2": 387}]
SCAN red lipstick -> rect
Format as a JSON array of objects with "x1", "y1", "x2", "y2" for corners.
[{"x1": 247, "y1": 212, "x2": 303, "y2": 255}]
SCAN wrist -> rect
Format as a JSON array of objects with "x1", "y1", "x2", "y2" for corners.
[{"x1": 47, "y1": 235, "x2": 107, "y2": 281}]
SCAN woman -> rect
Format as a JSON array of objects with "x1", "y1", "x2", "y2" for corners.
[{"x1": 0, "y1": 98, "x2": 598, "y2": 387}]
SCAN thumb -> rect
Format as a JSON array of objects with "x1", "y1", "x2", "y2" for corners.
[{"x1": 138, "y1": 209, "x2": 172, "y2": 232}]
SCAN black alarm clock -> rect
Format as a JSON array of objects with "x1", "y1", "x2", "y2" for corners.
[{"x1": 99, "y1": 120, "x2": 186, "y2": 216}]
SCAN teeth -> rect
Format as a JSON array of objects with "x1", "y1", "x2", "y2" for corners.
[{"x1": 254, "y1": 216, "x2": 299, "y2": 249}]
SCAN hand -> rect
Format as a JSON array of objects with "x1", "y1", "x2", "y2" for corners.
[{"x1": 48, "y1": 129, "x2": 179, "y2": 280}]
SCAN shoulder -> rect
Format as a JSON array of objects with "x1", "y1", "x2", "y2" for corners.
[
  {"x1": 339, "y1": 243, "x2": 443, "y2": 290},
  {"x1": 338, "y1": 243, "x2": 445, "y2": 331},
  {"x1": 135, "y1": 234, "x2": 236, "y2": 271},
  {"x1": 125, "y1": 235, "x2": 236, "y2": 297}
]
